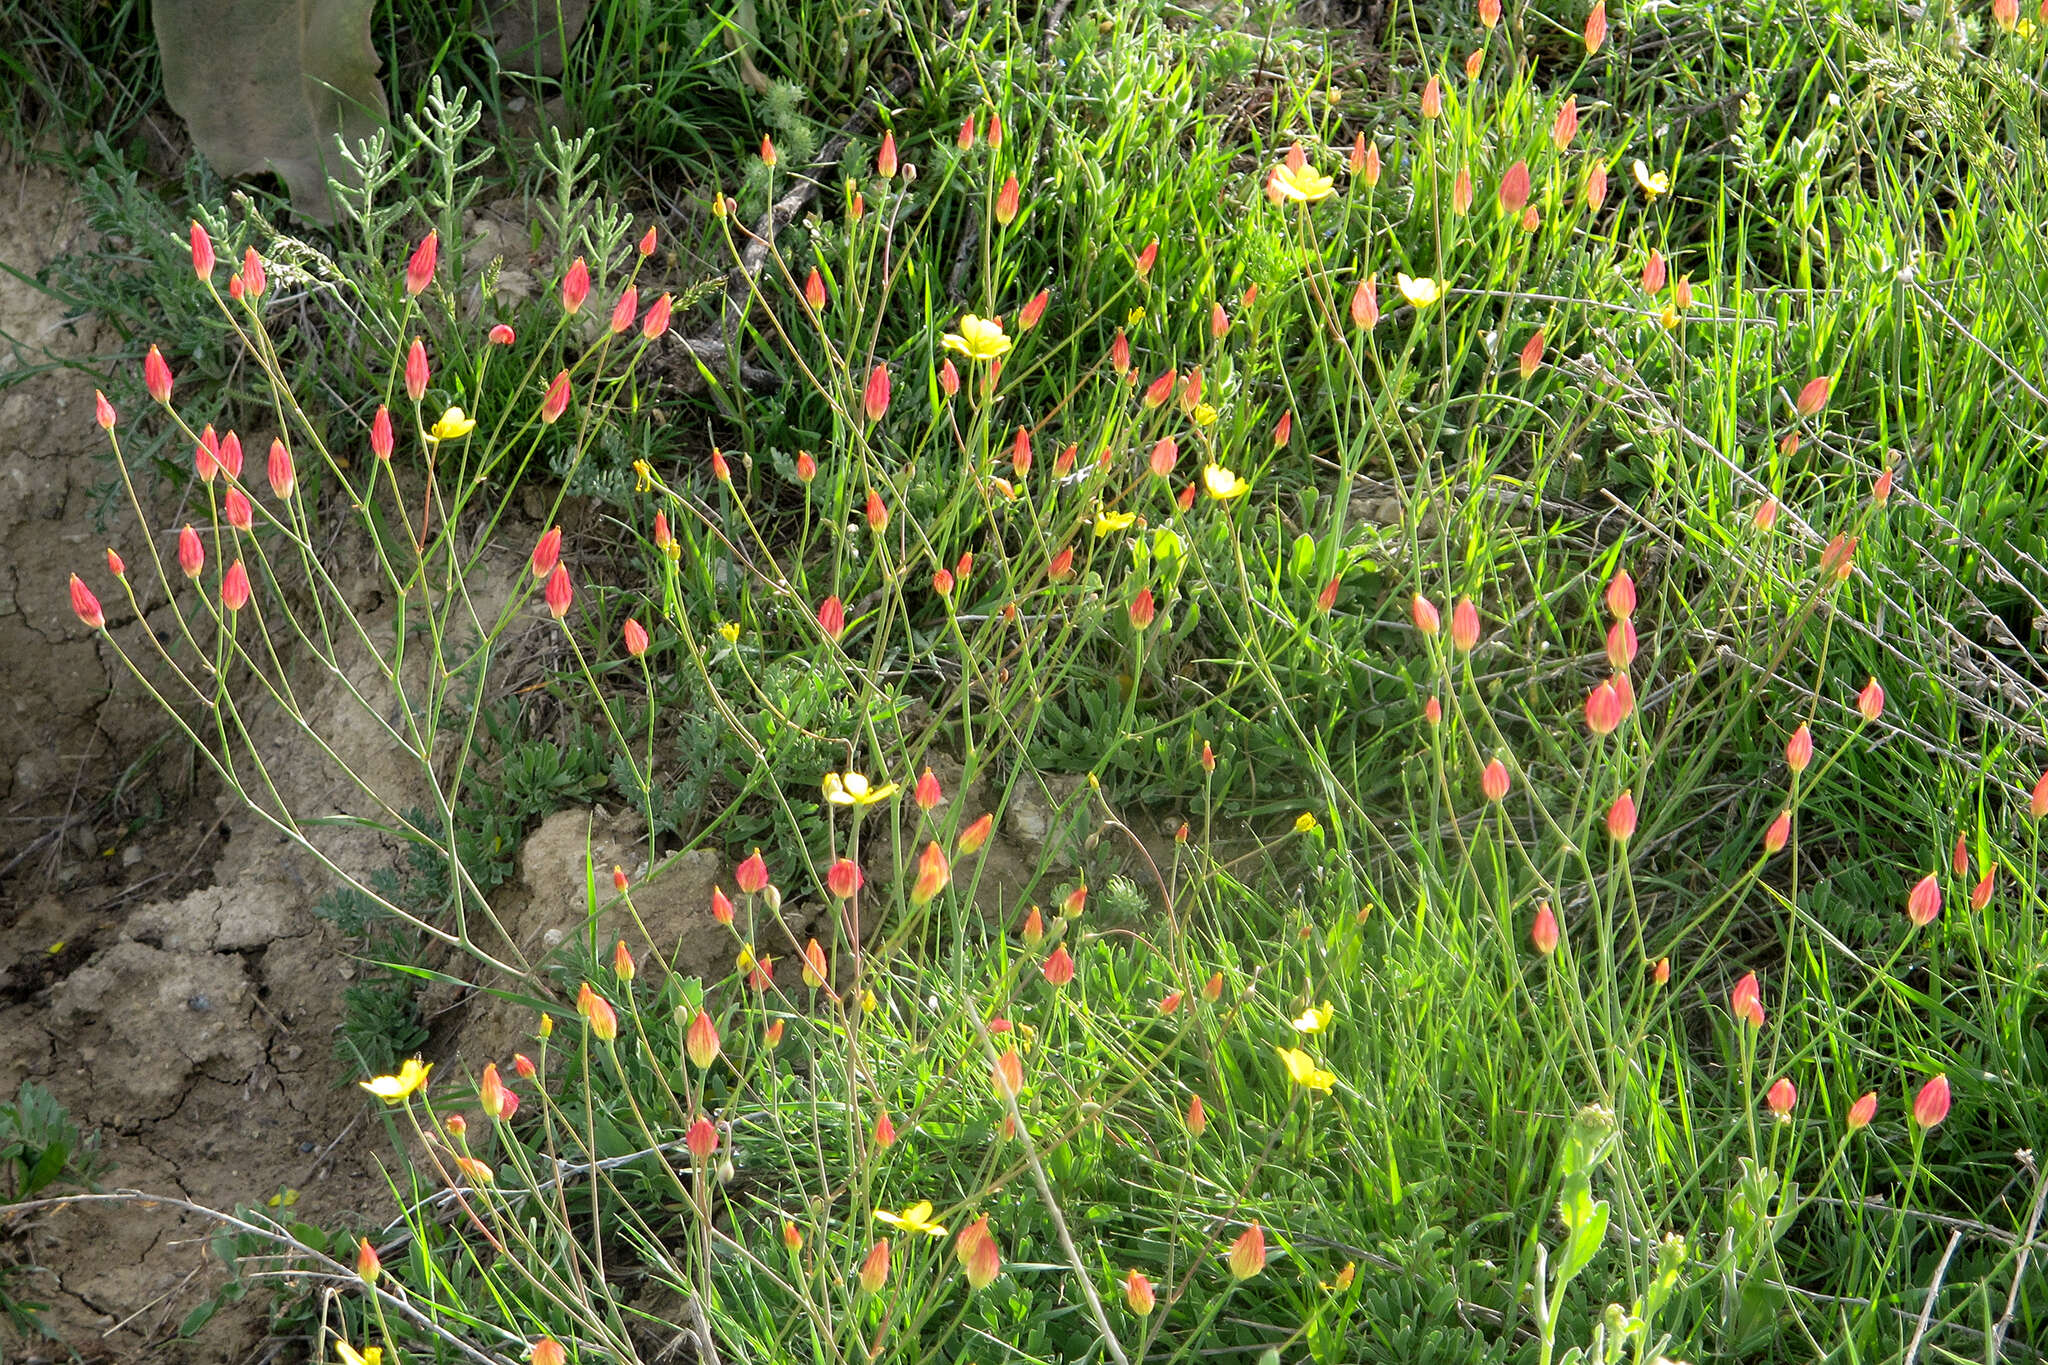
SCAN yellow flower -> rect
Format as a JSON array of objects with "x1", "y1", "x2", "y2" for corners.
[
  {"x1": 335, "y1": 1342, "x2": 383, "y2": 1365},
  {"x1": 1270, "y1": 162, "x2": 1337, "y2": 204},
  {"x1": 737, "y1": 944, "x2": 757, "y2": 972},
  {"x1": 1191, "y1": 402, "x2": 1219, "y2": 427},
  {"x1": 1320, "y1": 1262, "x2": 1357, "y2": 1292},
  {"x1": 1203, "y1": 464, "x2": 1249, "y2": 501},
  {"x1": 1126, "y1": 306, "x2": 1147, "y2": 326},
  {"x1": 1290, "y1": 1002, "x2": 1335, "y2": 1034},
  {"x1": 718, "y1": 620, "x2": 741, "y2": 643},
  {"x1": 1276, "y1": 1045, "x2": 1337, "y2": 1092},
  {"x1": 875, "y1": 1201, "x2": 949, "y2": 1237},
  {"x1": 822, "y1": 771, "x2": 898, "y2": 806},
  {"x1": 941, "y1": 314, "x2": 1013, "y2": 363},
  {"x1": 359, "y1": 1057, "x2": 432, "y2": 1103},
  {"x1": 1397, "y1": 274, "x2": 1441, "y2": 308},
  {"x1": 1294, "y1": 811, "x2": 1320, "y2": 833},
  {"x1": 429, "y1": 407, "x2": 476, "y2": 442},
  {"x1": 633, "y1": 459, "x2": 653, "y2": 493},
  {"x1": 861, "y1": 988, "x2": 878, "y2": 1013},
  {"x1": 1094, "y1": 509, "x2": 1138, "y2": 537},
  {"x1": 1631, "y1": 159, "x2": 1671, "y2": 198}
]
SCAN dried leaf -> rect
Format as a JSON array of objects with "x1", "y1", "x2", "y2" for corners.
[{"x1": 155, "y1": 0, "x2": 389, "y2": 223}]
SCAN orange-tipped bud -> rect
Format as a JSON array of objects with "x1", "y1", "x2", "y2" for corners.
[
  {"x1": 816, "y1": 595, "x2": 846, "y2": 640},
  {"x1": 531, "y1": 1340, "x2": 565, "y2": 1365},
  {"x1": 267, "y1": 440, "x2": 295, "y2": 498},
  {"x1": 189, "y1": 221, "x2": 214, "y2": 279},
  {"x1": 1228, "y1": 1224, "x2": 1267, "y2": 1279},
  {"x1": 1731, "y1": 971, "x2": 1765, "y2": 1028},
  {"x1": 106, "y1": 548, "x2": 125, "y2": 577},
  {"x1": 985, "y1": 109, "x2": 1004, "y2": 148},
  {"x1": 1317, "y1": 575, "x2": 1341, "y2": 613},
  {"x1": 686, "y1": 1009, "x2": 720, "y2": 1069},
  {"x1": 544, "y1": 564, "x2": 572, "y2": 619},
  {"x1": 514, "y1": 1052, "x2": 535, "y2": 1079},
  {"x1": 863, "y1": 364, "x2": 891, "y2": 422},
  {"x1": 958, "y1": 113, "x2": 977, "y2": 149},
  {"x1": 69, "y1": 574, "x2": 105, "y2": 630},
  {"x1": 802, "y1": 936, "x2": 830, "y2": 987},
  {"x1": 687, "y1": 1115, "x2": 718, "y2": 1160},
  {"x1": 1764, "y1": 809, "x2": 1791, "y2": 854},
  {"x1": 479, "y1": 1062, "x2": 518, "y2": 1121},
  {"x1": 1847, "y1": 1091, "x2": 1877, "y2": 1131},
  {"x1": 1187, "y1": 1092, "x2": 1208, "y2": 1134},
  {"x1": 94, "y1": 390, "x2": 116, "y2": 431},
  {"x1": 177, "y1": 525, "x2": 204, "y2": 578},
  {"x1": 144, "y1": 345, "x2": 172, "y2": 404},
  {"x1": 225, "y1": 488, "x2": 253, "y2": 533},
  {"x1": 939, "y1": 359, "x2": 960, "y2": 397},
  {"x1": 1421, "y1": 76, "x2": 1442, "y2": 118},
  {"x1": 1585, "y1": 681, "x2": 1623, "y2": 735},
  {"x1": 1785, "y1": 724, "x2": 1813, "y2": 773},
  {"x1": 1532, "y1": 902, "x2": 1559, "y2": 955},
  {"x1": 561, "y1": 258, "x2": 590, "y2": 313},
  {"x1": 1147, "y1": 437, "x2": 1177, "y2": 478},
  {"x1": 1606, "y1": 619, "x2": 1637, "y2": 670},
  {"x1": 1143, "y1": 369, "x2": 1177, "y2": 408},
  {"x1": 1766, "y1": 1077, "x2": 1797, "y2": 1118},
  {"x1": 1653, "y1": 956, "x2": 1671, "y2": 985},
  {"x1": 623, "y1": 617, "x2": 649, "y2": 657},
  {"x1": 1110, "y1": 329, "x2": 1131, "y2": 375},
  {"x1": 995, "y1": 175, "x2": 1021, "y2": 226},
  {"x1": 1202, "y1": 971, "x2": 1223, "y2": 1002},
  {"x1": 794, "y1": 451, "x2": 818, "y2": 483},
  {"x1": 2033, "y1": 770, "x2": 2048, "y2": 820},
  {"x1": 638, "y1": 224, "x2": 658, "y2": 256},
  {"x1": 1497, "y1": 160, "x2": 1530, "y2": 214},
  {"x1": 859, "y1": 1239, "x2": 891, "y2": 1294},
  {"x1": 1020, "y1": 289, "x2": 1049, "y2": 331},
  {"x1": 530, "y1": 527, "x2": 562, "y2": 579},
  {"x1": 1641, "y1": 249, "x2": 1666, "y2": 295},
  {"x1": 993, "y1": 1047, "x2": 1024, "y2": 1098},
  {"x1": 577, "y1": 982, "x2": 618, "y2": 1040},
  {"x1": 1021, "y1": 906, "x2": 1044, "y2": 946},
  {"x1": 827, "y1": 858, "x2": 862, "y2": 900},
  {"x1": 1906, "y1": 872, "x2": 1941, "y2": 927},
  {"x1": 404, "y1": 231, "x2": 437, "y2": 295},
  {"x1": 642, "y1": 292, "x2": 672, "y2": 340},
  {"x1": 1062, "y1": 884, "x2": 1088, "y2": 918},
  {"x1": 1953, "y1": 832, "x2": 1969, "y2": 877},
  {"x1": 1819, "y1": 533, "x2": 1858, "y2": 583},
  {"x1": 1046, "y1": 544, "x2": 1074, "y2": 580},
  {"x1": 1042, "y1": 943, "x2": 1075, "y2": 986},
  {"x1": 405, "y1": 338, "x2": 430, "y2": 402},
  {"x1": 959, "y1": 813, "x2": 994, "y2": 854},
  {"x1": 735, "y1": 850, "x2": 769, "y2": 894},
  {"x1": 915, "y1": 768, "x2": 943, "y2": 810},
  {"x1": 1450, "y1": 596, "x2": 1480, "y2": 652},
  {"x1": 1412, "y1": 594, "x2": 1441, "y2": 636},
  {"x1": 1606, "y1": 790, "x2": 1637, "y2": 841},
  {"x1": 1424, "y1": 696, "x2": 1442, "y2": 725},
  {"x1": 1520, "y1": 329, "x2": 1545, "y2": 380},
  {"x1": 1136, "y1": 239, "x2": 1159, "y2": 278},
  {"x1": 911, "y1": 840, "x2": 951, "y2": 905},
  {"x1": 1349, "y1": 276, "x2": 1379, "y2": 329},
  {"x1": 612, "y1": 938, "x2": 636, "y2": 980},
  {"x1": 1795, "y1": 374, "x2": 1831, "y2": 417},
  {"x1": 1972, "y1": 866, "x2": 1996, "y2": 910},
  {"x1": 220, "y1": 561, "x2": 250, "y2": 612},
  {"x1": 218, "y1": 430, "x2": 243, "y2": 479},
  {"x1": 539, "y1": 369, "x2": 571, "y2": 424},
  {"x1": 1124, "y1": 1269, "x2": 1156, "y2": 1315},
  {"x1": 1584, "y1": 0, "x2": 1607, "y2": 52},
  {"x1": 759, "y1": 134, "x2": 778, "y2": 167},
  {"x1": 356, "y1": 1236, "x2": 381, "y2": 1283},
  {"x1": 872, "y1": 1109, "x2": 896, "y2": 1147},
  {"x1": 1912, "y1": 1074, "x2": 1950, "y2": 1129},
  {"x1": 1550, "y1": 96, "x2": 1581, "y2": 153},
  {"x1": 1481, "y1": 757, "x2": 1511, "y2": 802}
]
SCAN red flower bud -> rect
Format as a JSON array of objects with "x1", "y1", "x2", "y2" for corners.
[{"x1": 405, "y1": 231, "x2": 437, "y2": 295}]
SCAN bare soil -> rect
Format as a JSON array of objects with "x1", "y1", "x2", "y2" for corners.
[{"x1": 0, "y1": 150, "x2": 389, "y2": 1364}]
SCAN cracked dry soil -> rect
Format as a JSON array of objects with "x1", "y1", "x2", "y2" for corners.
[{"x1": 0, "y1": 152, "x2": 391, "y2": 1362}]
